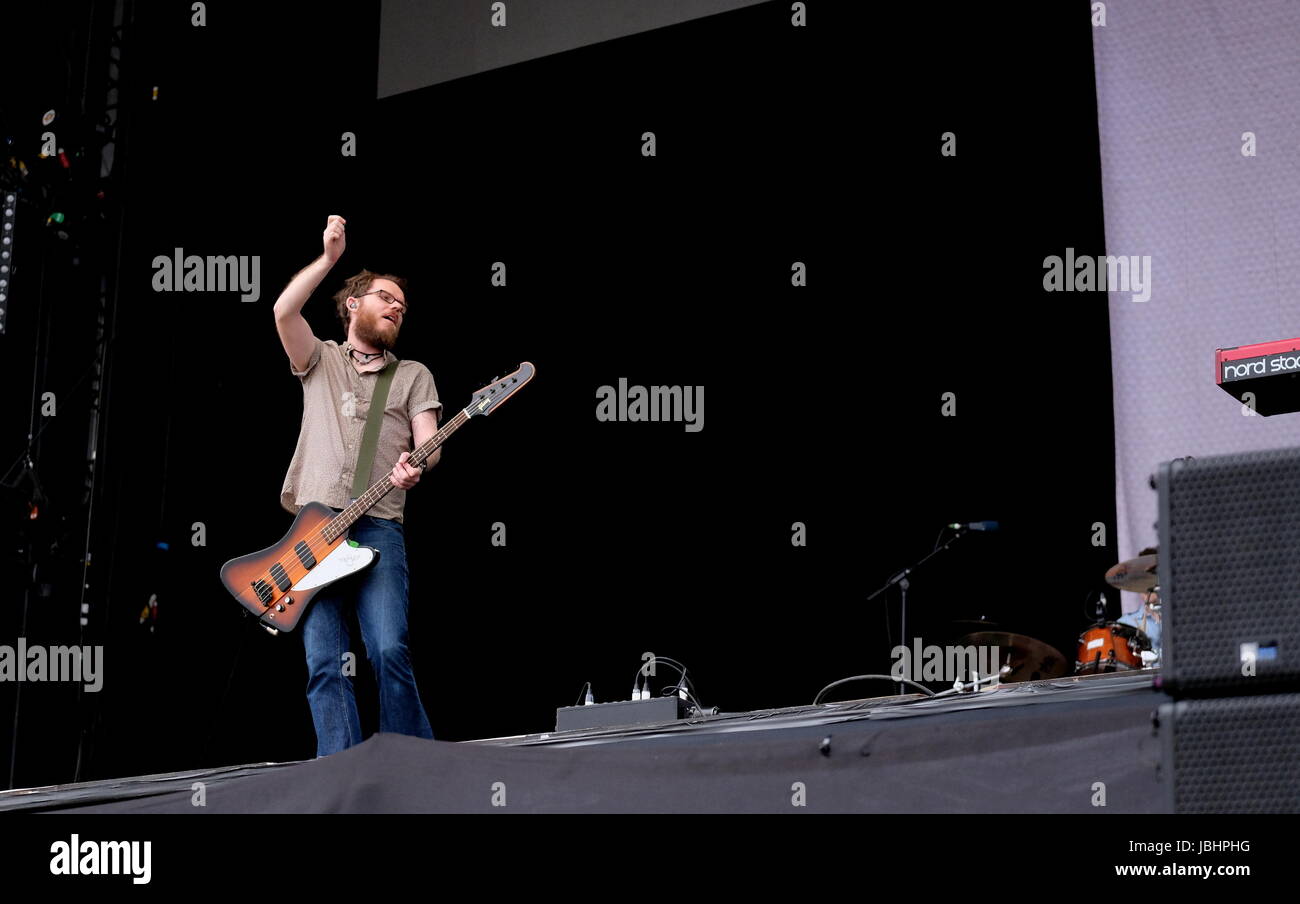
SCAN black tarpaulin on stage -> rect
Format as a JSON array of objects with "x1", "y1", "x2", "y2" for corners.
[{"x1": 2, "y1": 680, "x2": 1168, "y2": 813}]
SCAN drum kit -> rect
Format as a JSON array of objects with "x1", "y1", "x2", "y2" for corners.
[
  {"x1": 951, "y1": 552, "x2": 1160, "y2": 683},
  {"x1": 1082, "y1": 552, "x2": 1160, "y2": 672}
]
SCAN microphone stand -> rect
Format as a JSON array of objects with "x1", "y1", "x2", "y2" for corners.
[{"x1": 867, "y1": 527, "x2": 978, "y2": 694}]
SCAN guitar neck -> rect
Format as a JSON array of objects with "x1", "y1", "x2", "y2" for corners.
[{"x1": 323, "y1": 407, "x2": 471, "y2": 541}]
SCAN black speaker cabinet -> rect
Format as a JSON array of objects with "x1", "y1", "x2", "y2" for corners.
[
  {"x1": 1157, "y1": 447, "x2": 1300, "y2": 696},
  {"x1": 1158, "y1": 693, "x2": 1300, "y2": 813}
]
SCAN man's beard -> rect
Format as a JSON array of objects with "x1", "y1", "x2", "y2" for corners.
[{"x1": 354, "y1": 311, "x2": 398, "y2": 350}]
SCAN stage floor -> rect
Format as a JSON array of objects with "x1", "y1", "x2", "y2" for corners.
[{"x1": 0, "y1": 671, "x2": 1169, "y2": 813}]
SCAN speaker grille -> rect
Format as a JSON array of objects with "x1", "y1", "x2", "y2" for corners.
[
  {"x1": 1159, "y1": 447, "x2": 1300, "y2": 694},
  {"x1": 1162, "y1": 694, "x2": 1300, "y2": 813}
]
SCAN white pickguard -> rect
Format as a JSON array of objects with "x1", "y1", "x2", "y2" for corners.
[{"x1": 290, "y1": 541, "x2": 376, "y2": 591}]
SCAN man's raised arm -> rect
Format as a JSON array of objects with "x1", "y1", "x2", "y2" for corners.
[{"x1": 274, "y1": 215, "x2": 346, "y2": 373}]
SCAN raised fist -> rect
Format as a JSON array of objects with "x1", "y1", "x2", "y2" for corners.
[{"x1": 323, "y1": 215, "x2": 346, "y2": 263}]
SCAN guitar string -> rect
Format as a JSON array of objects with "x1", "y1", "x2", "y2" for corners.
[
  {"x1": 266, "y1": 407, "x2": 468, "y2": 569},
  {"x1": 239, "y1": 407, "x2": 472, "y2": 600},
  {"x1": 243, "y1": 370, "x2": 528, "y2": 602},
  {"x1": 238, "y1": 413, "x2": 463, "y2": 603}
]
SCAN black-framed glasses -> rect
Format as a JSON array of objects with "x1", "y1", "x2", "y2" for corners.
[{"x1": 359, "y1": 289, "x2": 406, "y2": 313}]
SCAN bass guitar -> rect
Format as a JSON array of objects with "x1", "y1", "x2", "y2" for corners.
[{"x1": 219, "y1": 362, "x2": 534, "y2": 633}]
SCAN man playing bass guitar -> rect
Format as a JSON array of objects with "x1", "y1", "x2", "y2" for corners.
[{"x1": 272, "y1": 215, "x2": 441, "y2": 757}]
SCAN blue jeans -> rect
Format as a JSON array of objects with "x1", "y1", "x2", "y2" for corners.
[{"x1": 301, "y1": 513, "x2": 433, "y2": 756}]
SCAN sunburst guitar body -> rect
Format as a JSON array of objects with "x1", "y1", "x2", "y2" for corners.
[{"x1": 219, "y1": 501, "x2": 379, "y2": 633}]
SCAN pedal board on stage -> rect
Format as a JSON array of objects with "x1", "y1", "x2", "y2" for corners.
[{"x1": 555, "y1": 696, "x2": 689, "y2": 733}]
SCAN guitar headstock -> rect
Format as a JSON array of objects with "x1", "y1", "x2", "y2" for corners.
[{"x1": 467, "y1": 362, "x2": 536, "y2": 417}]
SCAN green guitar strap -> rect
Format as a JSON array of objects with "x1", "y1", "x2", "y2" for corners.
[{"x1": 350, "y1": 361, "x2": 397, "y2": 501}]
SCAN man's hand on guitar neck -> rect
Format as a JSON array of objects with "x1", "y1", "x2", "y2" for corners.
[
  {"x1": 393, "y1": 407, "x2": 441, "y2": 489},
  {"x1": 389, "y1": 451, "x2": 424, "y2": 491}
]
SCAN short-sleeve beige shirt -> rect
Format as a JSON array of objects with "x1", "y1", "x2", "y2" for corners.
[{"x1": 280, "y1": 337, "x2": 442, "y2": 524}]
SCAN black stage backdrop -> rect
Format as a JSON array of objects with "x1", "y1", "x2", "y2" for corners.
[{"x1": 0, "y1": 1, "x2": 1114, "y2": 787}]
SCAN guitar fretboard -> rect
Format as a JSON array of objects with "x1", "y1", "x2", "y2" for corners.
[{"x1": 322, "y1": 407, "x2": 470, "y2": 541}]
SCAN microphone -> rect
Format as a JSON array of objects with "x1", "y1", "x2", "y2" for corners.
[{"x1": 948, "y1": 521, "x2": 999, "y2": 531}]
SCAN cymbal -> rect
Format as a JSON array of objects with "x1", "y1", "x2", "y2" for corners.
[
  {"x1": 950, "y1": 618, "x2": 1000, "y2": 630},
  {"x1": 955, "y1": 631, "x2": 1069, "y2": 682},
  {"x1": 1105, "y1": 554, "x2": 1158, "y2": 593}
]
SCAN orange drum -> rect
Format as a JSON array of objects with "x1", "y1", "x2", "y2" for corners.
[{"x1": 1075, "y1": 622, "x2": 1150, "y2": 673}]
